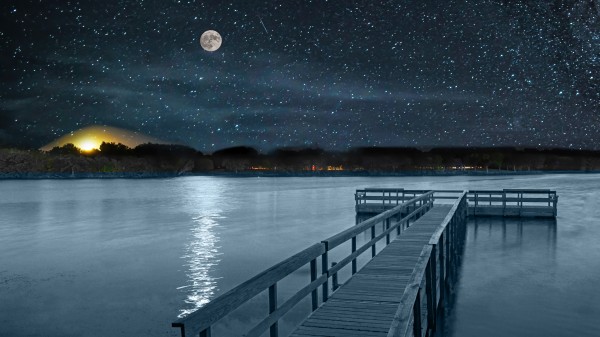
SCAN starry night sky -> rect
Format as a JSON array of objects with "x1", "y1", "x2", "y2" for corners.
[{"x1": 1, "y1": 0, "x2": 598, "y2": 151}]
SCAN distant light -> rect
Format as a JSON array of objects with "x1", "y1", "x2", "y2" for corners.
[{"x1": 79, "y1": 140, "x2": 98, "y2": 152}]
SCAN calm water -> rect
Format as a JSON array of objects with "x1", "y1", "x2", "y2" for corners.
[{"x1": 0, "y1": 175, "x2": 599, "y2": 336}]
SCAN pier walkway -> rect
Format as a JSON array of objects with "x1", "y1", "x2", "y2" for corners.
[{"x1": 291, "y1": 205, "x2": 455, "y2": 337}]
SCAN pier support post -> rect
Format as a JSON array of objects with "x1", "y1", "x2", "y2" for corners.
[
  {"x1": 413, "y1": 289, "x2": 422, "y2": 337},
  {"x1": 425, "y1": 260, "x2": 435, "y2": 334}
]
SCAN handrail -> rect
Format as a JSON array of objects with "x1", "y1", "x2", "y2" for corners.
[
  {"x1": 327, "y1": 200, "x2": 433, "y2": 277},
  {"x1": 320, "y1": 191, "x2": 434, "y2": 303},
  {"x1": 388, "y1": 191, "x2": 468, "y2": 337},
  {"x1": 430, "y1": 191, "x2": 467, "y2": 244},
  {"x1": 386, "y1": 244, "x2": 433, "y2": 337},
  {"x1": 172, "y1": 243, "x2": 325, "y2": 337}
]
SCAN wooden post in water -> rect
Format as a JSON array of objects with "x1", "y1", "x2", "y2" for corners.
[
  {"x1": 425, "y1": 260, "x2": 434, "y2": 334},
  {"x1": 431, "y1": 244, "x2": 437, "y2": 330},
  {"x1": 413, "y1": 289, "x2": 422, "y2": 337},
  {"x1": 439, "y1": 232, "x2": 445, "y2": 301}
]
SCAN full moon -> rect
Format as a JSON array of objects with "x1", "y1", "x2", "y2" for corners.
[{"x1": 200, "y1": 30, "x2": 222, "y2": 52}]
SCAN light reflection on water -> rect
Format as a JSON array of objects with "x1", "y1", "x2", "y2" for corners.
[{"x1": 178, "y1": 212, "x2": 223, "y2": 318}]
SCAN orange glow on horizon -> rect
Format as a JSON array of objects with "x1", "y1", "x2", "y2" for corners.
[{"x1": 40, "y1": 125, "x2": 170, "y2": 152}]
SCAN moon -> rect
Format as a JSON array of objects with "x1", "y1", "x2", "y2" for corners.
[{"x1": 200, "y1": 30, "x2": 222, "y2": 52}]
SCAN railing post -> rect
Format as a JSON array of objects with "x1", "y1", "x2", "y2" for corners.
[
  {"x1": 322, "y1": 250, "x2": 329, "y2": 302},
  {"x1": 386, "y1": 218, "x2": 391, "y2": 244},
  {"x1": 425, "y1": 260, "x2": 434, "y2": 334},
  {"x1": 502, "y1": 190, "x2": 506, "y2": 216},
  {"x1": 200, "y1": 327, "x2": 211, "y2": 337},
  {"x1": 431, "y1": 244, "x2": 438, "y2": 317},
  {"x1": 310, "y1": 258, "x2": 318, "y2": 311},
  {"x1": 439, "y1": 233, "x2": 445, "y2": 301},
  {"x1": 269, "y1": 283, "x2": 278, "y2": 337},
  {"x1": 331, "y1": 262, "x2": 339, "y2": 291},
  {"x1": 371, "y1": 225, "x2": 376, "y2": 258},
  {"x1": 413, "y1": 288, "x2": 422, "y2": 337},
  {"x1": 351, "y1": 236, "x2": 357, "y2": 274}
]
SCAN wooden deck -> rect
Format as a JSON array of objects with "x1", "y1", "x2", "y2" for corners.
[{"x1": 291, "y1": 205, "x2": 454, "y2": 337}]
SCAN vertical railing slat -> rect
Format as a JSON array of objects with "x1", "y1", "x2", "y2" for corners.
[
  {"x1": 351, "y1": 236, "x2": 357, "y2": 274},
  {"x1": 321, "y1": 250, "x2": 328, "y2": 302},
  {"x1": 269, "y1": 283, "x2": 278, "y2": 337},
  {"x1": 310, "y1": 259, "x2": 318, "y2": 311}
]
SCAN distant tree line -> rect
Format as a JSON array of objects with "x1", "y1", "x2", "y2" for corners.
[{"x1": 3, "y1": 143, "x2": 600, "y2": 175}]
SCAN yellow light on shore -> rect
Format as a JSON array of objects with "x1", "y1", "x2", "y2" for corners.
[
  {"x1": 78, "y1": 139, "x2": 100, "y2": 152},
  {"x1": 40, "y1": 125, "x2": 170, "y2": 152}
]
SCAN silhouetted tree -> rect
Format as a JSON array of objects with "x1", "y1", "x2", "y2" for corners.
[
  {"x1": 99, "y1": 142, "x2": 132, "y2": 156},
  {"x1": 48, "y1": 143, "x2": 80, "y2": 155}
]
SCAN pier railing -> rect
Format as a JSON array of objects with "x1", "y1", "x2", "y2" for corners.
[
  {"x1": 468, "y1": 189, "x2": 557, "y2": 217},
  {"x1": 172, "y1": 191, "x2": 435, "y2": 337},
  {"x1": 357, "y1": 188, "x2": 557, "y2": 218},
  {"x1": 321, "y1": 191, "x2": 434, "y2": 299},
  {"x1": 387, "y1": 191, "x2": 468, "y2": 337}
]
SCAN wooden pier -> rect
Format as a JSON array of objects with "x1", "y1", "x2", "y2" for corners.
[{"x1": 172, "y1": 188, "x2": 556, "y2": 337}]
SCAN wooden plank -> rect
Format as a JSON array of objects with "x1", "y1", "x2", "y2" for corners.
[{"x1": 294, "y1": 326, "x2": 385, "y2": 337}]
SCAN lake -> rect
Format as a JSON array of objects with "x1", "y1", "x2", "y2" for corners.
[{"x1": 1, "y1": 174, "x2": 599, "y2": 336}]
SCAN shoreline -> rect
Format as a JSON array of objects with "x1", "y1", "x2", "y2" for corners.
[{"x1": 1, "y1": 170, "x2": 597, "y2": 180}]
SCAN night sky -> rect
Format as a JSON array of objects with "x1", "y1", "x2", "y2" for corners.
[{"x1": 1, "y1": 0, "x2": 598, "y2": 151}]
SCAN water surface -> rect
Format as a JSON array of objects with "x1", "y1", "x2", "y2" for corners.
[{"x1": 0, "y1": 175, "x2": 598, "y2": 336}]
